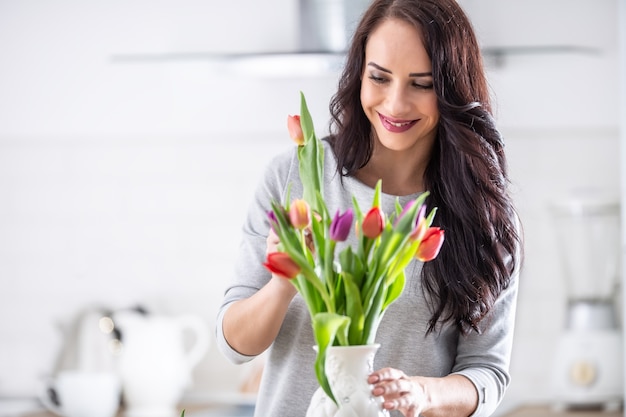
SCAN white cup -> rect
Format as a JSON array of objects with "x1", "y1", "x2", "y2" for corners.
[{"x1": 40, "y1": 371, "x2": 121, "y2": 417}]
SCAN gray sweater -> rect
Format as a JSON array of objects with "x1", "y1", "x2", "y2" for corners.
[{"x1": 216, "y1": 141, "x2": 519, "y2": 417}]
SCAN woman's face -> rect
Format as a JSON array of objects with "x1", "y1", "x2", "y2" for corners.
[{"x1": 360, "y1": 18, "x2": 439, "y2": 153}]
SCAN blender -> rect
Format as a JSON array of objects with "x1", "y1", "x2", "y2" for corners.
[{"x1": 550, "y1": 192, "x2": 623, "y2": 410}]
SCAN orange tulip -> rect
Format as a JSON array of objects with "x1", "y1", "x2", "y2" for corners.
[
  {"x1": 289, "y1": 199, "x2": 311, "y2": 230},
  {"x1": 416, "y1": 227, "x2": 445, "y2": 262},
  {"x1": 287, "y1": 115, "x2": 304, "y2": 146},
  {"x1": 263, "y1": 252, "x2": 301, "y2": 279}
]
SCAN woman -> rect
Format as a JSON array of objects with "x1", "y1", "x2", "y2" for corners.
[{"x1": 216, "y1": 0, "x2": 522, "y2": 416}]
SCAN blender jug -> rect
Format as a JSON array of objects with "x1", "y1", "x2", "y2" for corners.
[
  {"x1": 549, "y1": 192, "x2": 623, "y2": 410},
  {"x1": 551, "y1": 195, "x2": 621, "y2": 330}
]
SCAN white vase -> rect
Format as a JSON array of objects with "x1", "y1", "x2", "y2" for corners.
[{"x1": 306, "y1": 344, "x2": 389, "y2": 417}]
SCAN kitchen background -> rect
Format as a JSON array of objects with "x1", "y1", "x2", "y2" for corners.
[{"x1": 0, "y1": 0, "x2": 624, "y2": 415}]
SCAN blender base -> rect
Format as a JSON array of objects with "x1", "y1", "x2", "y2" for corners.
[{"x1": 551, "y1": 329, "x2": 623, "y2": 410}]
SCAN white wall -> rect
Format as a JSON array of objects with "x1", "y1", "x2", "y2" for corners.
[
  {"x1": 0, "y1": 0, "x2": 342, "y2": 399},
  {"x1": 619, "y1": 0, "x2": 626, "y2": 410},
  {"x1": 0, "y1": 0, "x2": 622, "y2": 412}
]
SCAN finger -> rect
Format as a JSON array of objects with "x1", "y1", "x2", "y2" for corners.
[
  {"x1": 375, "y1": 378, "x2": 424, "y2": 417},
  {"x1": 266, "y1": 230, "x2": 281, "y2": 254},
  {"x1": 369, "y1": 367, "x2": 407, "y2": 383},
  {"x1": 372, "y1": 376, "x2": 412, "y2": 398},
  {"x1": 385, "y1": 395, "x2": 420, "y2": 417}
]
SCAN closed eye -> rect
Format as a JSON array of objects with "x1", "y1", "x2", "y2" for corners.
[
  {"x1": 368, "y1": 74, "x2": 388, "y2": 84},
  {"x1": 413, "y1": 82, "x2": 434, "y2": 90}
]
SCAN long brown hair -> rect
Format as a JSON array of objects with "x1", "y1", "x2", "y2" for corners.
[{"x1": 328, "y1": 0, "x2": 522, "y2": 333}]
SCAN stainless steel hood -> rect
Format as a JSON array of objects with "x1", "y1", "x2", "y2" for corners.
[
  {"x1": 297, "y1": 0, "x2": 370, "y2": 53},
  {"x1": 110, "y1": 0, "x2": 371, "y2": 77}
]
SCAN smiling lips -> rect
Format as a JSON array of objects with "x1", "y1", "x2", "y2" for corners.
[{"x1": 378, "y1": 113, "x2": 418, "y2": 133}]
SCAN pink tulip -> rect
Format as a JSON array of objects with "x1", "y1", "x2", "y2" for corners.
[
  {"x1": 263, "y1": 252, "x2": 301, "y2": 279},
  {"x1": 287, "y1": 115, "x2": 304, "y2": 146},
  {"x1": 416, "y1": 227, "x2": 445, "y2": 262}
]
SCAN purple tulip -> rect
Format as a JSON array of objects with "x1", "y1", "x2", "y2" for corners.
[
  {"x1": 267, "y1": 210, "x2": 279, "y2": 232},
  {"x1": 329, "y1": 209, "x2": 354, "y2": 242}
]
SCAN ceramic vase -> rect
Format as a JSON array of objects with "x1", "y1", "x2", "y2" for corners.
[{"x1": 306, "y1": 344, "x2": 389, "y2": 417}]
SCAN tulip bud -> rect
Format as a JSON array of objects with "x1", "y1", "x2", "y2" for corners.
[
  {"x1": 409, "y1": 205, "x2": 428, "y2": 241},
  {"x1": 289, "y1": 199, "x2": 311, "y2": 230},
  {"x1": 287, "y1": 115, "x2": 304, "y2": 146},
  {"x1": 267, "y1": 210, "x2": 279, "y2": 232},
  {"x1": 397, "y1": 200, "x2": 416, "y2": 222},
  {"x1": 362, "y1": 207, "x2": 385, "y2": 239},
  {"x1": 329, "y1": 209, "x2": 354, "y2": 242},
  {"x1": 416, "y1": 227, "x2": 445, "y2": 262},
  {"x1": 263, "y1": 252, "x2": 301, "y2": 279}
]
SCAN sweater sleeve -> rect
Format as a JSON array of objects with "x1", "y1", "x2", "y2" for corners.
[
  {"x1": 215, "y1": 147, "x2": 299, "y2": 365},
  {"x1": 451, "y1": 253, "x2": 521, "y2": 417}
]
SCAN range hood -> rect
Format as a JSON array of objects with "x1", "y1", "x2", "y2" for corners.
[
  {"x1": 297, "y1": 0, "x2": 370, "y2": 53},
  {"x1": 110, "y1": 0, "x2": 602, "y2": 75},
  {"x1": 110, "y1": 0, "x2": 370, "y2": 77}
]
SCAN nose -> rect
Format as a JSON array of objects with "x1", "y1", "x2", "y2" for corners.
[{"x1": 385, "y1": 84, "x2": 411, "y2": 117}]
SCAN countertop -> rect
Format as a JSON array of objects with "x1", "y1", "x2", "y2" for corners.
[
  {"x1": 1, "y1": 401, "x2": 254, "y2": 417},
  {"x1": 502, "y1": 405, "x2": 623, "y2": 417},
  {"x1": 7, "y1": 402, "x2": 622, "y2": 417}
]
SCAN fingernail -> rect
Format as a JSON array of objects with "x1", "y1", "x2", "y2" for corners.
[{"x1": 372, "y1": 386, "x2": 384, "y2": 396}]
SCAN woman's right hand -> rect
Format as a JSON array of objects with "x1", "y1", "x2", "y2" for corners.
[
  {"x1": 266, "y1": 228, "x2": 281, "y2": 256},
  {"x1": 223, "y1": 228, "x2": 298, "y2": 355},
  {"x1": 265, "y1": 228, "x2": 299, "y2": 297}
]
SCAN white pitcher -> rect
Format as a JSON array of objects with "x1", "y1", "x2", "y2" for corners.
[
  {"x1": 113, "y1": 311, "x2": 210, "y2": 417},
  {"x1": 40, "y1": 370, "x2": 121, "y2": 417}
]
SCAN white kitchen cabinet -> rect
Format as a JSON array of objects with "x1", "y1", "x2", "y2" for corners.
[
  {"x1": 459, "y1": 0, "x2": 617, "y2": 52},
  {"x1": 456, "y1": 0, "x2": 621, "y2": 129}
]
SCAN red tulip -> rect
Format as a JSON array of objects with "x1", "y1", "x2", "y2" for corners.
[
  {"x1": 287, "y1": 115, "x2": 304, "y2": 146},
  {"x1": 289, "y1": 199, "x2": 311, "y2": 230},
  {"x1": 362, "y1": 207, "x2": 385, "y2": 239},
  {"x1": 263, "y1": 252, "x2": 301, "y2": 279},
  {"x1": 416, "y1": 227, "x2": 445, "y2": 262}
]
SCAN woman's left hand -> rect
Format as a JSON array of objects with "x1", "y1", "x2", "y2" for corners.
[{"x1": 369, "y1": 368, "x2": 428, "y2": 417}]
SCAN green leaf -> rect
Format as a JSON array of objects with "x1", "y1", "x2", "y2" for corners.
[
  {"x1": 298, "y1": 92, "x2": 324, "y2": 214},
  {"x1": 426, "y1": 206, "x2": 438, "y2": 225},
  {"x1": 312, "y1": 312, "x2": 350, "y2": 404},
  {"x1": 342, "y1": 274, "x2": 365, "y2": 344},
  {"x1": 383, "y1": 270, "x2": 406, "y2": 311},
  {"x1": 372, "y1": 179, "x2": 382, "y2": 208},
  {"x1": 362, "y1": 280, "x2": 386, "y2": 344}
]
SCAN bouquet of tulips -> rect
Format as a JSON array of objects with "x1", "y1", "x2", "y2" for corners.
[{"x1": 263, "y1": 92, "x2": 445, "y2": 404}]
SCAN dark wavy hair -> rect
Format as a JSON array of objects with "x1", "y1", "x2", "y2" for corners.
[{"x1": 328, "y1": 0, "x2": 522, "y2": 334}]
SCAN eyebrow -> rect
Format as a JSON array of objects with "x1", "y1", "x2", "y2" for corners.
[{"x1": 367, "y1": 61, "x2": 432, "y2": 77}]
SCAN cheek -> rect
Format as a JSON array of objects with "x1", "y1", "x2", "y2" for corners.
[
  {"x1": 360, "y1": 84, "x2": 370, "y2": 108},
  {"x1": 421, "y1": 95, "x2": 439, "y2": 119},
  {"x1": 360, "y1": 84, "x2": 378, "y2": 115}
]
